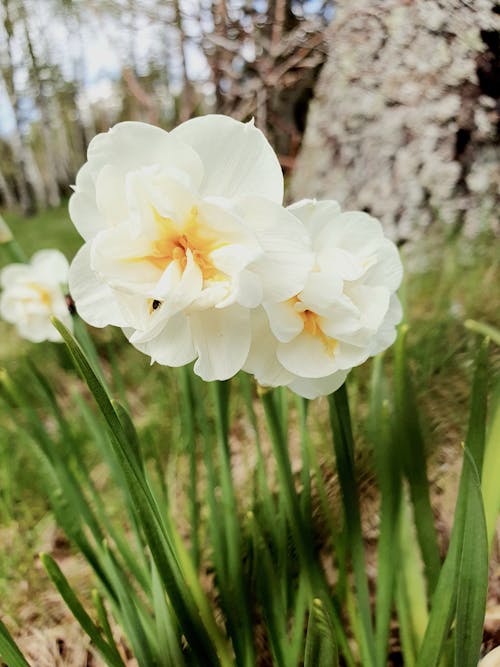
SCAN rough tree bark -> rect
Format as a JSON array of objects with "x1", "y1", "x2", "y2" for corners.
[{"x1": 290, "y1": 0, "x2": 500, "y2": 241}]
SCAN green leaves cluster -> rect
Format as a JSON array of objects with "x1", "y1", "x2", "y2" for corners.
[{"x1": 0, "y1": 317, "x2": 497, "y2": 666}]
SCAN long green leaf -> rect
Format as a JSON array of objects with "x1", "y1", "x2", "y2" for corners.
[
  {"x1": 51, "y1": 317, "x2": 230, "y2": 667},
  {"x1": 482, "y1": 378, "x2": 500, "y2": 549},
  {"x1": 415, "y1": 338, "x2": 489, "y2": 667},
  {"x1": 454, "y1": 450, "x2": 489, "y2": 666},
  {"x1": 41, "y1": 553, "x2": 126, "y2": 667},
  {"x1": 0, "y1": 619, "x2": 30, "y2": 667},
  {"x1": 328, "y1": 386, "x2": 376, "y2": 667},
  {"x1": 370, "y1": 355, "x2": 402, "y2": 666},
  {"x1": 394, "y1": 326, "x2": 441, "y2": 598}
]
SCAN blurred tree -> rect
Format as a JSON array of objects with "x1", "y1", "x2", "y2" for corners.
[
  {"x1": 290, "y1": 0, "x2": 500, "y2": 239},
  {"x1": 0, "y1": 0, "x2": 333, "y2": 212},
  {"x1": 0, "y1": 0, "x2": 43, "y2": 212}
]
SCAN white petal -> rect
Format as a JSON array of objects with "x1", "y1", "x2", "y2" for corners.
[
  {"x1": 317, "y1": 247, "x2": 366, "y2": 282},
  {"x1": 345, "y1": 285, "x2": 390, "y2": 331},
  {"x1": 210, "y1": 244, "x2": 259, "y2": 275},
  {"x1": 95, "y1": 164, "x2": 130, "y2": 227},
  {"x1": 369, "y1": 295, "x2": 403, "y2": 355},
  {"x1": 124, "y1": 167, "x2": 196, "y2": 240},
  {"x1": 190, "y1": 304, "x2": 251, "y2": 381},
  {"x1": 315, "y1": 211, "x2": 384, "y2": 257},
  {"x1": 90, "y1": 227, "x2": 161, "y2": 291},
  {"x1": 156, "y1": 249, "x2": 203, "y2": 316},
  {"x1": 243, "y1": 308, "x2": 294, "y2": 387},
  {"x1": 217, "y1": 269, "x2": 262, "y2": 309},
  {"x1": 86, "y1": 121, "x2": 204, "y2": 190},
  {"x1": 277, "y1": 332, "x2": 338, "y2": 378},
  {"x1": 241, "y1": 196, "x2": 314, "y2": 302},
  {"x1": 128, "y1": 312, "x2": 196, "y2": 367},
  {"x1": 17, "y1": 317, "x2": 59, "y2": 343},
  {"x1": 313, "y1": 296, "x2": 362, "y2": 338},
  {"x1": 31, "y1": 249, "x2": 69, "y2": 284},
  {"x1": 288, "y1": 370, "x2": 349, "y2": 399},
  {"x1": 288, "y1": 199, "x2": 342, "y2": 239},
  {"x1": 171, "y1": 115, "x2": 284, "y2": 203},
  {"x1": 299, "y1": 270, "x2": 344, "y2": 311},
  {"x1": 363, "y1": 239, "x2": 403, "y2": 292},
  {"x1": 69, "y1": 243, "x2": 129, "y2": 328},
  {"x1": 69, "y1": 162, "x2": 106, "y2": 241},
  {"x1": 264, "y1": 301, "x2": 303, "y2": 343},
  {"x1": 334, "y1": 341, "x2": 370, "y2": 370},
  {"x1": 0, "y1": 264, "x2": 29, "y2": 289},
  {"x1": 0, "y1": 291, "x2": 18, "y2": 323}
]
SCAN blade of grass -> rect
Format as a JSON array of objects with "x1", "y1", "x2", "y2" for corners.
[
  {"x1": 51, "y1": 317, "x2": 231, "y2": 667},
  {"x1": 92, "y1": 590, "x2": 125, "y2": 665},
  {"x1": 454, "y1": 450, "x2": 489, "y2": 667},
  {"x1": 210, "y1": 380, "x2": 255, "y2": 667},
  {"x1": 395, "y1": 492, "x2": 429, "y2": 666},
  {"x1": 328, "y1": 385, "x2": 376, "y2": 667},
  {"x1": 394, "y1": 325, "x2": 441, "y2": 598},
  {"x1": 369, "y1": 355, "x2": 402, "y2": 667},
  {"x1": 0, "y1": 619, "x2": 30, "y2": 667},
  {"x1": 261, "y1": 389, "x2": 355, "y2": 667},
  {"x1": 415, "y1": 337, "x2": 489, "y2": 667},
  {"x1": 41, "y1": 553, "x2": 127, "y2": 667},
  {"x1": 304, "y1": 599, "x2": 339, "y2": 667},
  {"x1": 482, "y1": 377, "x2": 500, "y2": 549},
  {"x1": 151, "y1": 562, "x2": 185, "y2": 667}
]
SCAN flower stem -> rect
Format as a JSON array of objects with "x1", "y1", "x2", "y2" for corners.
[{"x1": 261, "y1": 389, "x2": 356, "y2": 667}]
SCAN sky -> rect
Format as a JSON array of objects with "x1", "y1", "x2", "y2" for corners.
[{"x1": 0, "y1": 1, "x2": 211, "y2": 137}]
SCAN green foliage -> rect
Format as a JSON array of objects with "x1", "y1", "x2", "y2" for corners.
[{"x1": 0, "y1": 226, "x2": 498, "y2": 665}]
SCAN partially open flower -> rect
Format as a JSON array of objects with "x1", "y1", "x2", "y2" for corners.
[
  {"x1": 0, "y1": 250, "x2": 73, "y2": 342},
  {"x1": 69, "y1": 116, "x2": 312, "y2": 381},
  {"x1": 244, "y1": 200, "x2": 403, "y2": 398}
]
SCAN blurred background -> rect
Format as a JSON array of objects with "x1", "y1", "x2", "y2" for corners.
[
  {"x1": 0, "y1": 0, "x2": 498, "y2": 240},
  {"x1": 0, "y1": 0, "x2": 332, "y2": 215}
]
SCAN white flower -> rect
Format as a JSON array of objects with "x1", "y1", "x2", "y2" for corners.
[
  {"x1": 0, "y1": 250, "x2": 73, "y2": 343},
  {"x1": 244, "y1": 200, "x2": 403, "y2": 398},
  {"x1": 69, "y1": 116, "x2": 312, "y2": 381}
]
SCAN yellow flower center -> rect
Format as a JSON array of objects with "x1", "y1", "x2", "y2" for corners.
[
  {"x1": 290, "y1": 295, "x2": 337, "y2": 356},
  {"x1": 26, "y1": 283, "x2": 52, "y2": 307},
  {"x1": 145, "y1": 206, "x2": 225, "y2": 281}
]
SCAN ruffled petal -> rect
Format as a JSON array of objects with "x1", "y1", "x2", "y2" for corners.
[
  {"x1": 128, "y1": 312, "x2": 197, "y2": 367},
  {"x1": 288, "y1": 370, "x2": 349, "y2": 399},
  {"x1": 363, "y1": 239, "x2": 403, "y2": 292},
  {"x1": 241, "y1": 196, "x2": 314, "y2": 302},
  {"x1": 243, "y1": 308, "x2": 294, "y2": 387},
  {"x1": 264, "y1": 301, "x2": 303, "y2": 343},
  {"x1": 369, "y1": 294, "x2": 403, "y2": 356},
  {"x1": 171, "y1": 115, "x2": 284, "y2": 203},
  {"x1": 86, "y1": 121, "x2": 204, "y2": 189},
  {"x1": 190, "y1": 304, "x2": 251, "y2": 381},
  {"x1": 31, "y1": 249, "x2": 69, "y2": 284},
  {"x1": 277, "y1": 332, "x2": 338, "y2": 379},
  {"x1": 69, "y1": 243, "x2": 129, "y2": 328}
]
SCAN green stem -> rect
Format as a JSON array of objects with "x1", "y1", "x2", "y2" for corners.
[
  {"x1": 328, "y1": 386, "x2": 377, "y2": 667},
  {"x1": 211, "y1": 380, "x2": 255, "y2": 667},
  {"x1": 261, "y1": 389, "x2": 355, "y2": 667}
]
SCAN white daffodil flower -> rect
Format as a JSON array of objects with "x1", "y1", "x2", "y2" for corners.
[
  {"x1": 0, "y1": 250, "x2": 73, "y2": 343},
  {"x1": 69, "y1": 116, "x2": 313, "y2": 381},
  {"x1": 244, "y1": 200, "x2": 403, "y2": 398}
]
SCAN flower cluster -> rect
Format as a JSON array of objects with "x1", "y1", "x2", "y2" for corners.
[
  {"x1": 0, "y1": 250, "x2": 73, "y2": 343},
  {"x1": 67, "y1": 115, "x2": 403, "y2": 397}
]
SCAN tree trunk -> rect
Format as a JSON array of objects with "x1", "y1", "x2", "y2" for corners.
[
  {"x1": 0, "y1": 165, "x2": 16, "y2": 209},
  {"x1": 290, "y1": 0, "x2": 500, "y2": 240},
  {"x1": 21, "y1": 5, "x2": 61, "y2": 207}
]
